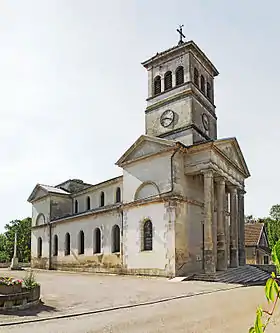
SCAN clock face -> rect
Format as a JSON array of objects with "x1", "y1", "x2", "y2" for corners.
[
  {"x1": 160, "y1": 110, "x2": 175, "y2": 128},
  {"x1": 202, "y1": 113, "x2": 209, "y2": 131}
]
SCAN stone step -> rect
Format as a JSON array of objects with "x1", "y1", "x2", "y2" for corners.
[{"x1": 188, "y1": 265, "x2": 271, "y2": 285}]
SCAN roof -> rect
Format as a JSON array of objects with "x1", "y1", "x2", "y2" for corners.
[
  {"x1": 245, "y1": 223, "x2": 264, "y2": 246},
  {"x1": 141, "y1": 40, "x2": 219, "y2": 76},
  {"x1": 40, "y1": 185, "x2": 69, "y2": 195}
]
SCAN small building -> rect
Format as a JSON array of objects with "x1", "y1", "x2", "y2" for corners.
[{"x1": 245, "y1": 223, "x2": 271, "y2": 265}]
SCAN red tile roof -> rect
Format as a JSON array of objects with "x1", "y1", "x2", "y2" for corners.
[{"x1": 245, "y1": 223, "x2": 264, "y2": 246}]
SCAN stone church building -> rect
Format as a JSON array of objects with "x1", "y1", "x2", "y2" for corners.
[{"x1": 28, "y1": 36, "x2": 251, "y2": 277}]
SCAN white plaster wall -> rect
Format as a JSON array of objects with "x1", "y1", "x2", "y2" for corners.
[
  {"x1": 32, "y1": 197, "x2": 50, "y2": 227},
  {"x1": 31, "y1": 226, "x2": 49, "y2": 258},
  {"x1": 73, "y1": 180, "x2": 123, "y2": 214},
  {"x1": 124, "y1": 202, "x2": 170, "y2": 270},
  {"x1": 122, "y1": 152, "x2": 172, "y2": 203},
  {"x1": 50, "y1": 210, "x2": 122, "y2": 260}
]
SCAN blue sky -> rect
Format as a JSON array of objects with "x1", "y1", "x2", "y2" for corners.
[{"x1": 0, "y1": 0, "x2": 277, "y2": 230}]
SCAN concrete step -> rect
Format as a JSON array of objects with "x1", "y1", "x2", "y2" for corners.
[{"x1": 188, "y1": 265, "x2": 271, "y2": 285}]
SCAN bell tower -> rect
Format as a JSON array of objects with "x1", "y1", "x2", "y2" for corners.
[{"x1": 142, "y1": 28, "x2": 219, "y2": 146}]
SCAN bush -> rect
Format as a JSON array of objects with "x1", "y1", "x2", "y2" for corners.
[
  {"x1": 23, "y1": 271, "x2": 39, "y2": 289},
  {"x1": 0, "y1": 251, "x2": 9, "y2": 263}
]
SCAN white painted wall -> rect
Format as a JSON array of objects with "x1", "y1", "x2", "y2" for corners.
[
  {"x1": 32, "y1": 197, "x2": 50, "y2": 227},
  {"x1": 50, "y1": 210, "x2": 122, "y2": 260},
  {"x1": 124, "y1": 202, "x2": 170, "y2": 270},
  {"x1": 122, "y1": 152, "x2": 172, "y2": 203}
]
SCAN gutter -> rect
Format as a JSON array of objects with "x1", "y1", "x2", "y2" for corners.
[{"x1": 48, "y1": 221, "x2": 52, "y2": 270}]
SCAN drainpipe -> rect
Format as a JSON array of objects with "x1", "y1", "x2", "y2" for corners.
[
  {"x1": 159, "y1": 143, "x2": 183, "y2": 198},
  {"x1": 120, "y1": 209, "x2": 124, "y2": 269},
  {"x1": 48, "y1": 221, "x2": 52, "y2": 270}
]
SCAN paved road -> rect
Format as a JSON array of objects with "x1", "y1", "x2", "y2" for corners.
[
  {"x1": 2, "y1": 285, "x2": 280, "y2": 332},
  {"x1": 0, "y1": 269, "x2": 279, "y2": 332}
]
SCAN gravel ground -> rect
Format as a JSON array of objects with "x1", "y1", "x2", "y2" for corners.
[{"x1": 0, "y1": 269, "x2": 279, "y2": 332}]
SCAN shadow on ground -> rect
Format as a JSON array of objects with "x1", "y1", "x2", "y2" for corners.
[{"x1": 0, "y1": 301, "x2": 58, "y2": 317}]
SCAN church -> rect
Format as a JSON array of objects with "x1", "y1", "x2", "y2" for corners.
[{"x1": 28, "y1": 31, "x2": 251, "y2": 278}]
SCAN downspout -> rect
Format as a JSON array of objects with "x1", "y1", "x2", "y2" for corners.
[
  {"x1": 120, "y1": 209, "x2": 124, "y2": 269},
  {"x1": 159, "y1": 143, "x2": 183, "y2": 198},
  {"x1": 48, "y1": 222, "x2": 52, "y2": 270}
]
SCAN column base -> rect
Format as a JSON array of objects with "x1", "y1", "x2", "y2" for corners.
[
  {"x1": 217, "y1": 248, "x2": 227, "y2": 271},
  {"x1": 230, "y1": 248, "x2": 238, "y2": 268},
  {"x1": 238, "y1": 248, "x2": 246, "y2": 266},
  {"x1": 204, "y1": 249, "x2": 216, "y2": 274}
]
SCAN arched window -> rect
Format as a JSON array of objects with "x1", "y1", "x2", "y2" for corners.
[
  {"x1": 100, "y1": 191, "x2": 105, "y2": 207},
  {"x1": 86, "y1": 196, "x2": 91, "y2": 210},
  {"x1": 143, "y1": 220, "x2": 153, "y2": 251},
  {"x1": 115, "y1": 187, "x2": 121, "y2": 203},
  {"x1": 53, "y1": 235, "x2": 58, "y2": 256},
  {"x1": 194, "y1": 68, "x2": 199, "y2": 86},
  {"x1": 78, "y1": 230, "x2": 85, "y2": 255},
  {"x1": 200, "y1": 75, "x2": 205, "y2": 94},
  {"x1": 112, "y1": 225, "x2": 120, "y2": 253},
  {"x1": 207, "y1": 82, "x2": 212, "y2": 100},
  {"x1": 74, "y1": 200, "x2": 78, "y2": 213},
  {"x1": 175, "y1": 66, "x2": 184, "y2": 86},
  {"x1": 93, "y1": 228, "x2": 101, "y2": 254},
  {"x1": 37, "y1": 237, "x2": 42, "y2": 258},
  {"x1": 164, "y1": 71, "x2": 172, "y2": 91},
  {"x1": 154, "y1": 76, "x2": 161, "y2": 95},
  {"x1": 65, "y1": 233, "x2": 70, "y2": 256}
]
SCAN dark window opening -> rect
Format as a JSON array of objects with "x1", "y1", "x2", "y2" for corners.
[
  {"x1": 100, "y1": 191, "x2": 105, "y2": 207},
  {"x1": 86, "y1": 196, "x2": 91, "y2": 210},
  {"x1": 115, "y1": 187, "x2": 121, "y2": 203},
  {"x1": 175, "y1": 66, "x2": 184, "y2": 86},
  {"x1": 74, "y1": 200, "x2": 78, "y2": 213},
  {"x1": 65, "y1": 233, "x2": 70, "y2": 256},
  {"x1": 207, "y1": 82, "x2": 212, "y2": 100},
  {"x1": 143, "y1": 220, "x2": 153, "y2": 251},
  {"x1": 164, "y1": 71, "x2": 172, "y2": 90},
  {"x1": 112, "y1": 225, "x2": 120, "y2": 253},
  {"x1": 154, "y1": 76, "x2": 161, "y2": 95},
  {"x1": 200, "y1": 75, "x2": 205, "y2": 94},
  {"x1": 78, "y1": 230, "x2": 85, "y2": 255},
  {"x1": 194, "y1": 68, "x2": 199, "y2": 86},
  {"x1": 93, "y1": 228, "x2": 101, "y2": 254},
  {"x1": 53, "y1": 235, "x2": 58, "y2": 256},
  {"x1": 37, "y1": 237, "x2": 42, "y2": 258}
]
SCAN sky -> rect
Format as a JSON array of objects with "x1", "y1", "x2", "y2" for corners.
[{"x1": 0, "y1": 0, "x2": 278, "y2": 230}]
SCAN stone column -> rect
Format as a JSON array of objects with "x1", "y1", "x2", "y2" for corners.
[
  {"x1": 216, "y1": 177, "x2": 227, "y2": 270},
  {"x1": 203, "y1": 170, "x2": 215, "y2": 274},
  {"x1": 238, "y1": 189, "x2": 246, "y2": 266},
  {"x1": 229, "y1": 185, "x2": 238, "y2": 268}
]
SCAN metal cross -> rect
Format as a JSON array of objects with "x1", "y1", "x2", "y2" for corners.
[{"x1": 177, "y1": 25, "x2": 185, "y2": 45}]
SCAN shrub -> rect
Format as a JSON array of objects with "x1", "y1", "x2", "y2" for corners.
[{"x1": 23, "y1": 271, "x2": 39, "y2": 289}]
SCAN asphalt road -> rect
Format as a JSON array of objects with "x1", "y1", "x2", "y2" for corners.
[{"x1": 2, "y1": 283, "x2": 280, "y2": 332}]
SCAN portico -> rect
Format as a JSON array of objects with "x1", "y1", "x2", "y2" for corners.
[{"x1": 184, "y1": 137, "x2": 250, "y2": 274}]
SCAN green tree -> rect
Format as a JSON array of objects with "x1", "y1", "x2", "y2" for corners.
[
  {"x1": 269, "y1": 204, "x2": 280, "y2": 221},
  {"x1": 249, "y1": 240, "x2": 280, "y2": 332},
  {"x1": 4, "y1": 217, "x2": 31, "y2": 262}
]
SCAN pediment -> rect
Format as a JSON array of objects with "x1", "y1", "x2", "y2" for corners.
[
  {"x1": 213, "y1": 138, "x2": 250, "y2": 177},
  {"x1": 116, "y1": 135, "x2": 177, "y2": 166},
  {"x1": 27, "y1": 184, "x2": 70, "y2": 203}
]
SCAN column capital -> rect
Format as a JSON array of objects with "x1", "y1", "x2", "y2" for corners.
[
  {"x1": 238, "y1": 188, "x2": 246, "y2": 196},
  {"x1": 215, "y1": 176, "x2": 226, "y2": 185},
  {"x1": 228, "y1": 184, "x2": 238, "y2": 194},
  {"x1": 201, "y1": 169, "x2": 214, "y2": 178}
]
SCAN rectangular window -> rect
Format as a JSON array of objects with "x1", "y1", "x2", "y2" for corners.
[{"x1": 264, "y1": 255, "x2": 269, "y2": 265}]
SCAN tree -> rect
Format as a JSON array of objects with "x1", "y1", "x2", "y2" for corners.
[
  {"x1": 269, "y1": 204, "x2": 280, "y2": 221},
  {"x1": 4, "y1": 218, "x2": 31, "y2": 262}
]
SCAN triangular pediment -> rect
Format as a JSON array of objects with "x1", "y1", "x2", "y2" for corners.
[
  {"x1": 213, "y1": 138, "x2": 250, "y2": 177},
  {"x1": 116, "y1": 135, "x2": 177, "y2": 166},
  {"x1": 27, "y1": 184, "x2": 70, "y2": 203}
]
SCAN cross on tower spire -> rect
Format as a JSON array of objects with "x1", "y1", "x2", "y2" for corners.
[{"x1": 177, "y1": 25, "x2": 185, "y2": 45}]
